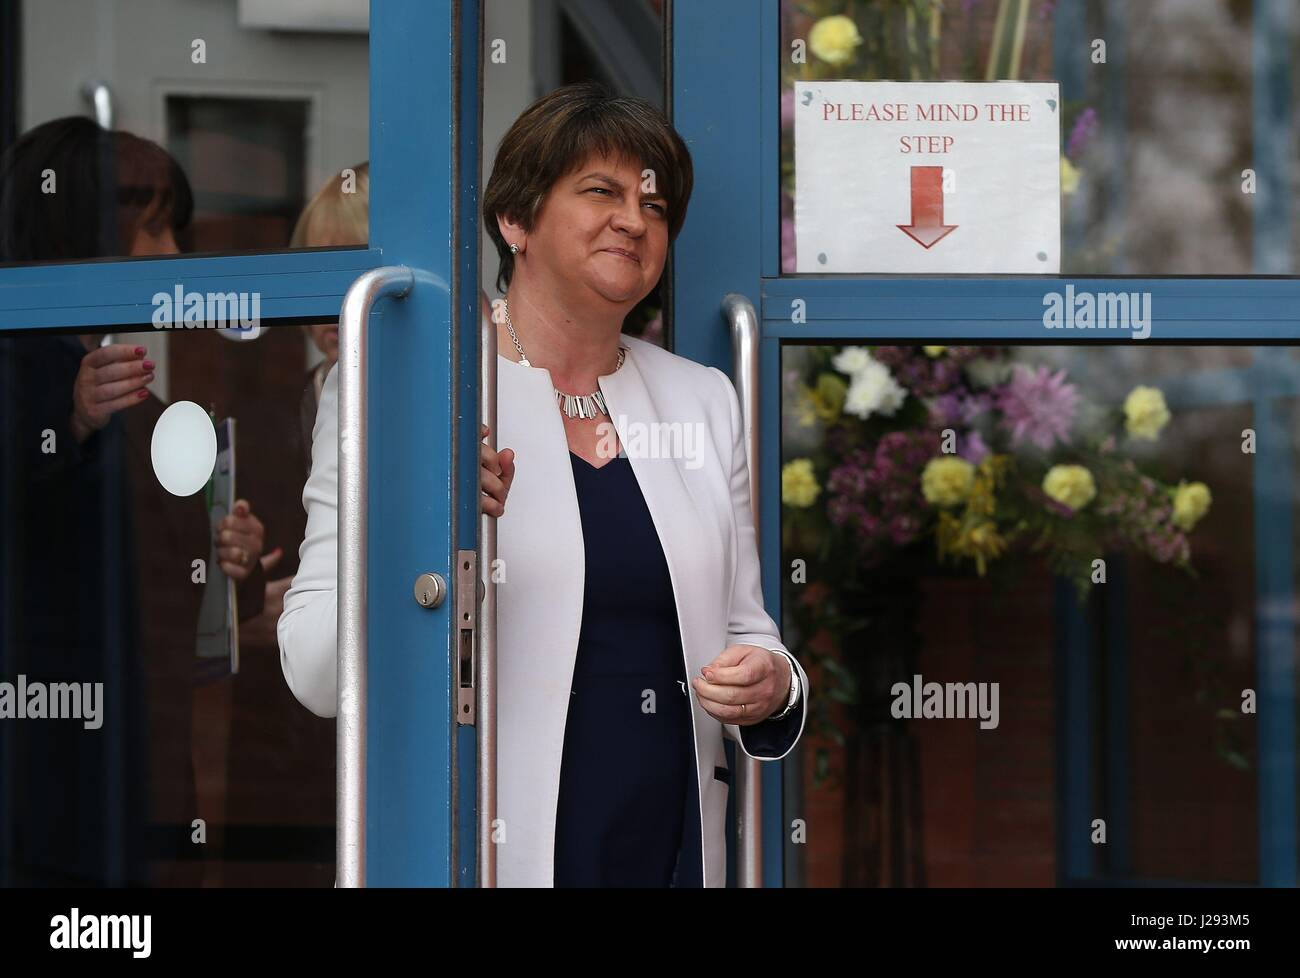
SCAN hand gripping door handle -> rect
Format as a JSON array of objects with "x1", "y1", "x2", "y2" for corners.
[
  {"x1": 723, "y1": 292, "x2": 763, "y2": 889},
  {"x1": 336, "y1": 266, "x2": 414, "y2": 888}
]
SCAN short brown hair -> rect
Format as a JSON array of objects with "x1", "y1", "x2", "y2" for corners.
[
  {"x1": 482, "y1": 81, "x2": 693, "y2": 294},
  {"x1": 0, "y1": 116, "x2": 192, "y2": 262}
]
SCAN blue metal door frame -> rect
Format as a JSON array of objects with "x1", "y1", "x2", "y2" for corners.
[
  {"x1": 4, "y1": 0, "x2": 1293, "y2": 891},
  {"x1": 0, "y1": 0, "x2": 482, "y2": 887},
  {"x1": 672, "y1": 0, "x2": 1297, "y2": 886}
]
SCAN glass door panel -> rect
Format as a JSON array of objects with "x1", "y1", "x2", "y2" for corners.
[
  {"x1": 1, "y1": 0, "x2": 471, "y2": 888},
  {"x1": 4, "y1": 0, "x2": 369, "y2": 266},
  {"x1": 779, "y1": 341, "x2": 1294, "y2": 885},
  {"x1": 0, "y1": 325, "x2": 333, "y2": 886}
]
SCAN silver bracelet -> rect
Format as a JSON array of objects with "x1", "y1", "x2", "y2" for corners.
[{"x1": 766, "y1": 650, "x2": 800, "y2": 721}]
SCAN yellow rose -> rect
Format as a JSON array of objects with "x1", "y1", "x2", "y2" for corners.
[
  {"x1": 1172, "y1": 480, "x2": 1212, "y2": 531},
  {"x1": 923, "y1": 346, "x2": 946, "y2": 358},
  {"x1": 810, "y1": 372, "x2": 848, "y2": 422},
  {"x1": 809, "y1": 15, "x2": 863, "y2": 66},
  {"x1": 921, "y1": 456, "x2": 975, "y2": 507},
  {"x1": 1061, "y1": 157, "x2": 1080, "y2": 196},
  {"x1": 782, "y1": 458, "x2": 821, "y2": 508},
  {"x1": 1042, "y1": 464, "x2": 1096, "y2": 511},
  {"x1": 1124, "y1": 385, "x2": 1171, "y2": 440}
]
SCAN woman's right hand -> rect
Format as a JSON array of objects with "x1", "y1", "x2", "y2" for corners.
[
  {"x1": 70, "y1": 343, "x2": 155, "y2": 442},
  {"x1": 481, "y1": 423, "x2": 515, "y2": 518}
]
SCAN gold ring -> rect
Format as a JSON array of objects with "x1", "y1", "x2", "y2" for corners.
[{"x1": 741, "y1": 703, "x2": 747, "y2": 715}]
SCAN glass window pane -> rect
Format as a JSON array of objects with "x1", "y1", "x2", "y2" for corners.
[
  {"x1": 780, "y1": 1, "x2": 1297, "y2": 276},
  {"x1": 0, "y1": 325, "x2": 335, "y2": 886},
  {"x1": 781, "y1": 342, "x2": 1295, "y2": 885},
  {"x1": 1, "y1": 0, "x2": 369, "y2": 266}
]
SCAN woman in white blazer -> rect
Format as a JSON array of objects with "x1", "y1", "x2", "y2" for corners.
[{"x1": 279, "y1": 81, "x2": 809, "y2": 887}]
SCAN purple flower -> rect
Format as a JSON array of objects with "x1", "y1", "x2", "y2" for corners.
[
  {"x1": 928, "y1": 392, "x2": 965, "y2": 427},
  {"x1": 958, "y1": 430, "x2": 990, "y2": 464},
  {"x1": 827, "y1": 495, "x2": 853, "y2": 527},
  {"x1": 995, "y1": 364, "x2": 1079, "y2": 452},
  {"x1": 822, "y1": 429, "x2": 939, "y2": 565},
  {"x1": 1067, "y1": 108, "x2": 1099, "y2": 161},
  {"x1": 961, "y1": 392, "x2": 993, "y2": 423}
]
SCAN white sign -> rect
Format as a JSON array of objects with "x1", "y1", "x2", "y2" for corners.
[{"x1": 794, "y1": 81, "x2": 1061, "y2": 274}]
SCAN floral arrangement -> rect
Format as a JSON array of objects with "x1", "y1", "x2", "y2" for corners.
[{"x1": 782, "y1": 346, "x2": 1213, "y2": 598}]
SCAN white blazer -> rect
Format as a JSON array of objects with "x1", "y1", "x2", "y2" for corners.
[{"x1": 278, "y1": 333, "x2": 810, "y2": 887}]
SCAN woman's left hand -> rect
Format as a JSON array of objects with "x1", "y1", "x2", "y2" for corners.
[
  {"x1": 217, "y1": 498, "x2": 266, "y2": 581},
  {"x1": 692, "y1": 645, "x2": 791, "y2": 726}
]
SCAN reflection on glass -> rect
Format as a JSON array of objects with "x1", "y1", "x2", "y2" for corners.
[
  {"x1": 0, "y1": 116, "x2": 337, "y2": 887},
  {"x1": 781, "y1": 343, "x2": 1291, "y2": 885},
  {"x1": 780, "y1": 1, "x2": 1292, "y2": 275},
  {"x1": 167, "y1": 97, "x2": 311, "y2": 254},
  {"x1": 2, "y1": 0, "x2": 368, "y2": 265}
]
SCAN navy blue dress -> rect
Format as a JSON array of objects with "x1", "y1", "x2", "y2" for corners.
[{"x1": 552, "y1": 450, "x2": 704, "y2": 887}]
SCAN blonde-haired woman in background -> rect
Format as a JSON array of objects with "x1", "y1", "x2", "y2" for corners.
[
  {"x1": 293, "y1": 161, "x2": 370, "y2": 442},
  {"x1": 238, "y1": 162, "x2": 369, "y2": 648}
]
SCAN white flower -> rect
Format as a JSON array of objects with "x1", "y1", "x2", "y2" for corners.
[
  {"x1": 843, "y1": 360, "x2": 906, "y2": 419},
  {"x1": 832, "y1": 346, "x2": 874, "y2": 377}
]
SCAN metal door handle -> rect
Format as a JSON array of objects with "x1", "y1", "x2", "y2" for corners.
[
  {"x1": 723, "y1": 292, "x2": 762, "y2": 889},
  {"x1": 336, "y1": 265, "x2": 414, "y2": 888}
]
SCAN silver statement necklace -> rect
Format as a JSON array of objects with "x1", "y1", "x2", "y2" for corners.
[{"x1": 502, "y1": 297, "x2": 626, "y2": 420}]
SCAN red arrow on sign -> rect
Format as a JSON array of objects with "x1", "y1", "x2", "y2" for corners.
[{"x1": 897, "y1": 166, "x2": 957, "y2": 249}]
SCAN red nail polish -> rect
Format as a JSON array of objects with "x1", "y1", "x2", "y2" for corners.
[
  {"x1": 135, "y1": 346, "x2": 146, "y2": 355},
  {"x1": 143, "y1": 360, "x2": 155, "y2": 371},
  {"x1": 137, "y1": 389, "x2": 148, "y2": 398}
]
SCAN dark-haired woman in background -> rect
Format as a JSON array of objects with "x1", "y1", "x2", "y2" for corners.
[{"x1": 0, "y1": 117, "x2": 269, "y2": 885}]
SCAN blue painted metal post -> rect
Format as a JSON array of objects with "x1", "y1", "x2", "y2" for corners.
[
  {"x1": 1101, "y1": 0, "x2": 1130, "y2": 274},
  {"x1": 1102, "y1": 553, "x2": 1131, "y2": 878},
  {"x1": 1055, "y1": 580, "x2": 1094, "y2": 883},
  {"x1": 453, "y1": 0, "x2": 484, "y2": 889},
  {"x1": 1252, "y1": 0, "x2": 1296, "y2": 887},
  {"x1": 1251, "y1": 354, "x2": 1297, "y2": 886},
  {"x1": 674, "y1": 0, "x2": 788, "y2": 885},
  {"x1": 1253, "y1": 0, "x2": 1293, "y2": 276},
  {"x1": 365, "y1": 0, "x2": 467, "y2": 886}
]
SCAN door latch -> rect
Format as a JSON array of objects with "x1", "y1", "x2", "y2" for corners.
[{"x1": 455, "y1": 550, "x2": 477, "y2": 725}]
